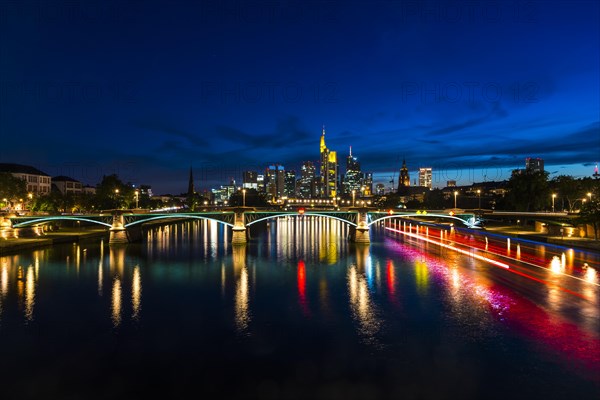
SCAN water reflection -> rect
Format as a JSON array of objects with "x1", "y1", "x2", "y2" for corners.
[
  {"x1": 347, "y1": 245, "x2": 381, "y2": 345},
  {"x1": 233, "y1": 246, "x2": 250, "y2": 333},
  {"x1": 297, "y1": 260, "x2": 309, "y2": 316},
  {"x1": 132, "y1": 266, "x2": 142, "y2": 321},
  {"x1": 111, "y1": 277, "x2": 122, "y2": 327}
]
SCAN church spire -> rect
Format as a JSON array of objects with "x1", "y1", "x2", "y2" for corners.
[
  {"x1": 349, "y1": 145, "x2": 352, "y2": 157},
  {"x1": 187, "y1": 165, "x2": 195, "y2": 196}
]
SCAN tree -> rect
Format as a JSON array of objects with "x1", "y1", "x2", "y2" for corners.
[
  {"x1": 577, "y1": 197, "x2": 600, "y2": 240},
  {"x1": 551, "y1": 175, "x2": 581, "y2": 212},
  {"x1": 94, "y1": 174, "x2": 134, "y2": 210},
  {"x1": 505, "y1": 169, "x2": 549, "y2": 211},
  {"x1": 0, "y1": 173, "x2": 27, "y2": 205}
]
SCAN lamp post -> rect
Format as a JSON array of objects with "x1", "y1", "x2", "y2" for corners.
[
  {"x1": 552, "y1": 193, "x2": 556, "y2": 212},
  {"x1": 114, "y1": 189, "x2": 120, "y2": 209},
  {"x1": 135, "y1": 190, "x2": 139, "y2": 209},
  {"x1": 477, "y1": 189, "x2": 481, "y2": 210},
  {"x1": 588, "y1": 192, "x2": 592, "y2": 202},
  {"x1": 352, "y1": 190, "x2": 356, "y2": 207},
  {"x1": 453, "y1": 191, "x2": 458, "y2": 209},
  {"x1": 242, "y1": 189, "x2": 246, "y2": 207}
]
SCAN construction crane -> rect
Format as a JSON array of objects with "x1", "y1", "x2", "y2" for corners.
[{"x1": 389, "y1": 154, "x2": 400, "y2": 193}]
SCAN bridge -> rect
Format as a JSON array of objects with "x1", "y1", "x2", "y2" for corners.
[{"x1": 3, "y1": 208, "x2": 481, "y2": 245}]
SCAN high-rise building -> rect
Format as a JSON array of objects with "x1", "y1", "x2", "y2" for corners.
[
  {"x1": 418, "y1": 167, "x2": 432, "y2": 189},
  {"x1": 397, "y1": 158, "x2": 410, "y2": 192},
  {"x1": 525, "y1": 157, "x2": 544, "y2": 173},
  {"x1": 362, "y1": 172, "x2": 373, "y2": 196},
  {"x1": 242, "y1": 171, "x2": 258, "y2": 190},
  {"x1": 298, "y1": 161, "x2": 316, "y2": 198},
  {"x1": 343, "y1": 146, "x2": 362, "y2": 195},
  {"x1": 284, "y1": 170, "x2": 296, "y2": 197},
  {"x1": 319, "y1": 127, "x2": 338, "y2": 198},
  {"x1": 265, "y1": 164, "x2": 285, "y2": 200}
]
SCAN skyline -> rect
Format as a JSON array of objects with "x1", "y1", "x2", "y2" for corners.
[{"x1": 1, "y1": 0, "x2": 599, "y2": 194}]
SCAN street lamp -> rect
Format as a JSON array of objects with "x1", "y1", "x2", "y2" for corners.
[
  {"x1": 552, "y1": 193, "x2": 556, "y2": 212},
  {"x1": 588, "y1": 192, "x2": 592, "y2": 202},
  {"x1": 453, "y1": 191, "x2": 458, "y2": 209},
  {"x1": 134, "y1": 190, "x2": 139, "y2": 209},
  {"x1": 242, "y1": 188, "x2": 246, "y2": 207},
  {"x1": 352, "y1": 190, "x2": 356, "y2": 207},
  {"x1": 477, "y1": 189, "x2": 481, "y2": 210}
]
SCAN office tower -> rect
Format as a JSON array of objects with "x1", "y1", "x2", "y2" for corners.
[
  {"x1": 298, "y1": 161, "x2": 316, "y2": 198},
  {"x1": 242, "y1": 170, "x2": 258, "y2": 190},
  {"x1": 525, "y1": 157, "x2": 544, "y2": 173},
  {"x1": 284, "y1": 170, "x2": 296, "y2": 197},
  {"x1": 265, "y1": 164, "x2": 285, "y2": 200},
  {"x1": 320, "y1": 127, "x2": 338, "y2": 198},
  {"x1": 419, "y1": 167, "x2": 432, "y2": 189},
  {"x1": 343, "y1": 146, "x2": 362, "y2": 195}
]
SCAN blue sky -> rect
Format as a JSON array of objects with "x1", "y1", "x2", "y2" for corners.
[{"x1": 1, "y1": 0, "x2": 598, "y2": 194}]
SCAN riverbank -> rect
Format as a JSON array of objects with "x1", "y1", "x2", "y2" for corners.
[{"x1": 0, "y1": 228, "x2": 108, "y2": 255}]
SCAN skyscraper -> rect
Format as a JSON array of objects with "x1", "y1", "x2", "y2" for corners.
[
  {"x1": 418, "y1": 167, "x2": 432, "y2": 189},
  {"x1": 298, "y1": 161, "x2": 317, "y2": 198},
  {"x1": 525, "y1": 157, "x2": 544, "y2": 173},
  {"x1": 265, "y1": 164, "x2": 285, "y2": 200},
  {"x1": 320, "y1": 127, "x2": 338, "y2": 198},
  {"x1": 343, "y1": 146, "x2": 362, "y2": 195}
]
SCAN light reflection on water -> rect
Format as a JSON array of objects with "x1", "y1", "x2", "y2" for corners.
[{"x1": 0, "y1": 218, "x2": 598, "y2": 398}]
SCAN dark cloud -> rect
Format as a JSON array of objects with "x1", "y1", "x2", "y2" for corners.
[{"x1": 134, "y1": 119, "x2": 209, "y2": 147}]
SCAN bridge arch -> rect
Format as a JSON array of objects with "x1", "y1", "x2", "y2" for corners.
[
  {"x1": 246, "y1": 212, "x2": 358, "y2": 227},
  {"x1": 11, "y1": 216, "x2": 113, "y2": 228},
  {"x1": 124, "y1": 214, "x2": 234, "y2": 228},
  {"x1": 368, "y1": 213, "x2": 478, "y2": 229}
]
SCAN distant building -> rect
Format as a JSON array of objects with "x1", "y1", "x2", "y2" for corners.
[
  {"x1": 375, "y1": 183, "x2": 386, "y2": 196},
  {"x1": 320, "y1": 127, "x2": 338, "y2": 198},
  {"x1": 525, "y1": 157, "x2": 544, "y2": 173},
  {"x1": 83, "y1": 185, "x2": 96, "y2": 195},
  {"x1": 298, "y1": 161, "x2": 317, "y2": 199},
  {"x1": 397, "y1": 159, "x2": 410, "y2": 192},
  {"x1": 52, "y1": 176, "x2": 82, "y2": 195},
  {"x1": 343, "y1": 146, "x2": 362, "y2": 196},
  {"x1": 418, "y1": 167, "x2": 432, "y2": 189},
  {"x1": 0, "y1": 163, "x2": 51, "y2": 194},
  {"x1": 447, "y1": 180, "x2": 457, "y2": 187},
  {"x1": 265, "y1": 164, "x2": 285, "y2": 200},
  {"x1": 243, "y1": 171, "x2": 258, "y2": 190},
  {"x1": 284, "y1": 170, "x2": 296, "y2": 197}
]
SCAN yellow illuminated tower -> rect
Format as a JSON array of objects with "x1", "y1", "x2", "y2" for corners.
[{"x1": 319, "y1": 126, "x2": 338, "y2": 198}]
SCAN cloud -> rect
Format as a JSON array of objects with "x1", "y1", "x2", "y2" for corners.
[
  {"x1": 133, "y1": 119, "x2": 209, "y2": 147},
  {"x1": 428, "y1": 102, "x2": 509, "y2": 136}
]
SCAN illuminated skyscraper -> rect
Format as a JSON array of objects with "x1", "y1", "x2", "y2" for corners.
[
  {"x1": 418, "y1": 167, "x2": 432, "y2": 189},
  {"x1": 343, "y1": 146, "x2": 362, "y2": 195},
  {"x1": 319, "y1": 127, "x2": 338, "y2": 198},
  {"x1": 525, "y1": 157, "x2": 544, "y2": 173},
  {"x1": 298, "y1": 161, "x2": 316, "y2": 198}
]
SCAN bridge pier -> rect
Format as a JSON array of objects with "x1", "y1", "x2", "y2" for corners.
[
  {"x1": 350, "y1": 209, "x2": 370, "y2": 244},
  {"x1": 231, "y1": 209, "x2": 247, "y2": 245},
  {"x1": 109, "y1": 214, "x2": 129, "y2": 244},
  {"x1": 0, "y1": 216, "x2": 15, "y2": 239}
]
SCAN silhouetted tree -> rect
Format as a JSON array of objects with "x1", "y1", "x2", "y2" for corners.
[{"x1": 505, "y1": 169, "x2": 549, "y2": 211}]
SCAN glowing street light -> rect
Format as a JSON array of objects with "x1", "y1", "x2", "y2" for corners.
[
  {"x1": 477, "y1": 189, "x2": 481, "y2": 210},
  {"x1": 453, "y1": 191, "x2": 458, "y2": 209},
  {"x1": 134, "y1": 190, "x2": 139, "y2": 209},
  {"x1": 588, "y1": 192, "x2": 592, "y2": 202},
  {"x1": 352, "y1": 189, "x2": 356, "y2": 207},
  {"x1": 242, "y1": 188, "x2": 246, "y2": 207},
  {"x1": 552, "y1": 193, "x2": 556, "y2": 212}
]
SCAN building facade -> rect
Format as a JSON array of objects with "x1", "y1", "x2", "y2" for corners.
[
  {"x1": 418, "y1": 167, "x2": 432, "y2": 189},
  {"x1": 319, "y1": 127, "x2": 338, "y2": 199},
  {"x1": 0, "y1": 163, "x2": 51, "y2": 194}
]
